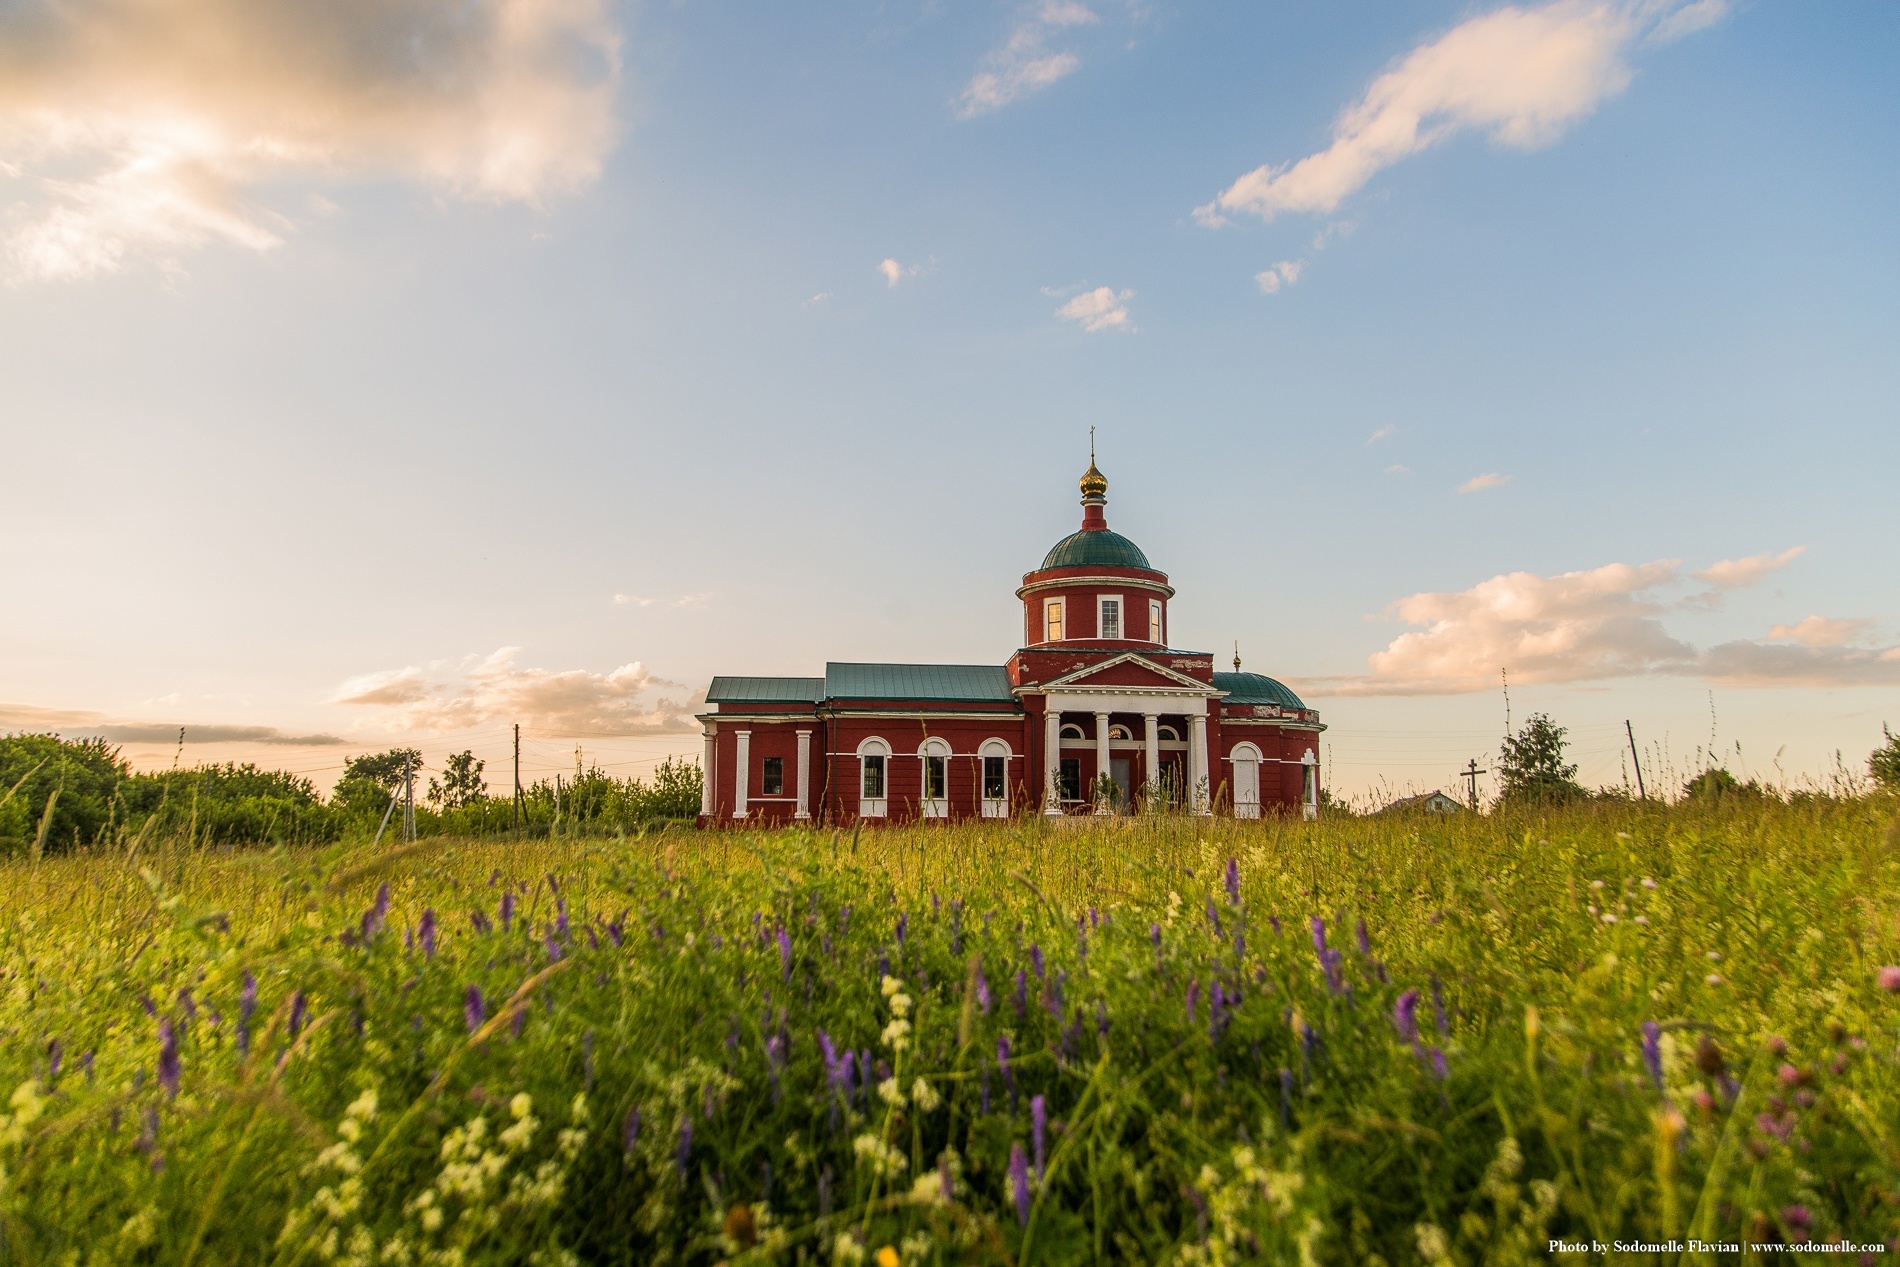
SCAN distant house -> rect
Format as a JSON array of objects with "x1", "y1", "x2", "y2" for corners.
[
  {"x1": 1377, "y1": 790, "x2": 1466, "y2": 815},
  {"x1": 696, "y1": 461, "x2": 1326, "y2": 825}
]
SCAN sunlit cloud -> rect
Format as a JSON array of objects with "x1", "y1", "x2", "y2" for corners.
[
  {"x1": 1458, "y1": 472, "x2": 1512, "y2": 493},
  {"x1": 1693, "y1": 546, "x2": 1805, "y2": 589},
  {"x1": 0, "y1": 703, "x2": 343, "y2": 745},
  {"x1": 612, "y1": 593, "x2": 710, "y2": 609},
  {"x1": 332, "y1": 647, "x2": 698, "y2": 735},
  {"x1": 0, "y1": 0, "x2": 624, "y2": 282},
  {"x1": 1254, "y1": 260, "x2": 1302, "y2": 294},
  {"x1": 1295, "y1": 550, "x2": 1900, "y2": 696},
  {"x1": 877, "y1": 258, "x2": 922, "y2": 288},
  {"x1": 958, "y1": 1, "x2": 1098, "y2": 118},
  {"x1": 1054, "y1": 285, "x2": 1132, "y2": 332},
  {"x1": 1366, "y1": 426, "x2": 1397, "y2": 445},
  {"x1": 1194, "y1": 0, "x2": 1724, "y2": 227}
]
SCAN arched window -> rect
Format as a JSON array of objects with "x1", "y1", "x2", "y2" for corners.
[
  {"x1": 857, "y1": 737, "x2": 889, "y2": 819},
  {"x1": 979, "y1": 738, "x2": 1012, "y2": 818},
  {"x1": 1158, "y1": 725, "x2": 1181, "y2": 742},
  {"x1": 919, "y1": 738, "x2": 951, "y2": 819},
  {"x1": 1108, "y1": 724, "x2": 1133, "y2": 741},
  {"x1": 1230, "y1": 742, "x2": 1262, "y2": 820},
  {"x1": 1059, "y1": 723, "x2": 1085, "y2": 740}
]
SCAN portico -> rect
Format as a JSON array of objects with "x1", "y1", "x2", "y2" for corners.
[{"x1": 1030, "y1": 655, "x2": 1222, "y2": 815}]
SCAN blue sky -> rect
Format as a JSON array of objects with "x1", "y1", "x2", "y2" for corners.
[{"x1": 2, "y1": 0, "x2": 1896, "y2": 800}]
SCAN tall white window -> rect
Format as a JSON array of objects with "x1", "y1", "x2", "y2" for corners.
[
  {"x1": 857, "y1": 738, "x2": 889, "y2": 819},
  {"x1": 1043, "y1": 598, "x2": 1065, "y2": 642},
  {"x1": 919, "y1": 738, "x2": 950, "y2": 819},
  {"x1": 1149, "y1": 599, "x2": 1164, "y2": 644},
  {"x1": 980, "y1": 739, "x2": 1011, "y2": 818},
  {"x1": 1099, "y1": 595, "x2": 1121, "y2": 640}
]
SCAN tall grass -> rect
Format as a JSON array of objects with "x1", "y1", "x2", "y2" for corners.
[{"x1": 1, "y1": 796, "x2": 1896, "y2": 1263}]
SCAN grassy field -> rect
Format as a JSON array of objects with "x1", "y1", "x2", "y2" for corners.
[{"x1": 1, "y1": 799, "x2": 1897, "y2": 1264}]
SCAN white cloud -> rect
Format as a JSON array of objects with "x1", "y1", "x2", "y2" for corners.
[
  {"x1": 1254, "y1": 260, "x2": 1302, "y2": 293},
  {"x1": 0, "y1": 0, "x2": 623, "y2": 282},
  {"x1": 878, "y1": 258, "x2": 922, "y2": 288},
  {"x1": 1458, "y1": 472, "x2": 1512, "y2": 493},
  {"x1": 0, "y1": 703, "x2": 343, "y2": 744},
  {"x1": 1693, "y1": 546, "x2": 1805, "y2": 589},
  {"x1": 332, "y1": 647, "x2": 698, "y2": 734},
  {"x1": 612, "y1": 593, "x2": 709, "y2": 609},
  {"x1": 1766, "y1": 614, "x2": 1877, "y2": 648},
  {"x1": 957, "y1": 1, "x2": 1098, "y2": 118},
  {"x1": 1054, "y1": 285, "x2": 1132, "y2": 332},
  {"x1": 1385, "y1": 463, "x2": 1411, "y2": 475},
  {"x1": 1295, "y1": 551, "x2": 1900, "y2": 696},
  {"x1": 1366, "y1": 425, "x2": 1397, "y2": 445},
  {"x1": 1193, "y1": 0, "x2": 1722, "y2": 226},
  {"x1": 804, "y1": 292, "x2": 832, "y2": 306}
]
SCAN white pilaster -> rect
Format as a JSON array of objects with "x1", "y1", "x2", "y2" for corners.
[
  {"x1": 700, "y1": 728, "x2": 716, "y2": 817},
  {"x1": 1094, "y1": 711, "x2": 1112, "y2": 815},
  {"x1": 1189, "y1": 711, "x2": 1211, "y2": 816},
  {"x1": 1043, "y1": 707, "x2": 1063, "y2": 815},
  {"x1": 1143, "y1": 712, "x2": 1159, "y2": 810},
  {"x1": 1302, "y1": 749, "x2": 1319, "y2": 821},
  {"x1": 732, "y1": 730, "x2": 750, "y2": 819},
  {"x1": 795, "y1": 729, "x2": 812, "y2": 820}
]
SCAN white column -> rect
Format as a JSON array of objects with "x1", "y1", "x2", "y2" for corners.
[
  {"x1": 1143, "y1": 712, "x2": 1159, "y2": 811},
  {"x1": 1189, "y1": 710, "x2": 1211, "y2": 816},
  {"x1": 732, "y1": 730, "x2": 750, "y2": 819},
  {"x1": 1302, "y1": 749, "x2": 1319, "y2": 821},
  {"x1": 795, "y1": 729, "x2": 812, "y2": 820},
  {"x1": 1043, "y1": 706, "x2": 1063, "y2": 815},
  {"x1": 700, "y1": 728, "x2": 716, "y2": 817},
  {"x1": 1094, "y1": 711, "x2": 1112, "y2": 815}
]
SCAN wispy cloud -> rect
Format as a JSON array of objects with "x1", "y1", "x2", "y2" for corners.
[
  {"x1": 1385, "y1": 464, "x2": 1411, "y2": 475},
  {"x1": 1457, "y1": 472, "x2": 1512, "y2": 493},
  {"x1": 958, "y1": 1, "x2": 1098, "y2": 118},
  {"x1": 1053, "y1": 285, "x2": 1133, "y2": 332},
  {"x1": 877, "y1": 258, "x2": 922, "y2": 288},
  {"x1": 1693, "y1": 546, "x2": 1804, "y2": 589},
  {"x1": 0, "y1": 703, "x2": 343, "y2": 745},
  {"x1": 612, "y1": 593, "x2": 710, "y2": 609},
  {"x1": 0, "y1": 0, "x2": 623, "y2": 282},
  {"x1": 1194, "y1": 0, "x2": 1724, "y2": 227},
  {"x1": 1295, "y1": 549, "x2": 1900, "y2": 696},
  {"x1": 1366, "y1": 425, "x2": 1397, "y2": 445},
  {"x1": 332, "y1": 647, "x2": 699, "y2": 735},
  {"x1": 1254, "y1": 260, "x2": 1302, "y2": 294}
]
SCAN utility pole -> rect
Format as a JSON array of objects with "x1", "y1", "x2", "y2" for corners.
[
  {"x1": 513, "y1": 724, "x2": 521, "y2": 834},
  {"x1": 1625, "y1": 720, "x2": 1647, "y2": 800},
  {"x1": 1461, "y1": 758, "x2": 1488, "y2": 810},
  {"x1": 402, "y1": 754, "x2": 416, "y2": 842}
]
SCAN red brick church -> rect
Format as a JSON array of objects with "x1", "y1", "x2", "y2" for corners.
[{"x1": 697, "y1": 461, "x2": 1324, "y2": 824}]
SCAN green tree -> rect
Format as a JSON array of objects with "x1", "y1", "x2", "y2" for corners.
[
  {"x1": 645, "y1": 755, "x2": 704, "y2": 819},
  {"x1": 341, "y1": 748, "x2": 423, "y2": 790},
  {"x1": 1871, "y1": 724, "x2": 1900, "y2": 790},
  {"x1": 0, "y1": 734, "x2": 128, "y2": 854},
  {"x1": 428, "y1": 751, "x2": 486, "y2": 810},
  {"x1": 1496, "y1": 713, "x2": 1584, "y2": 807}
]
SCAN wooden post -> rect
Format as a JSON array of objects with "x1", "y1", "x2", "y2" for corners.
[{"x1": 1626, "y1": 720, "x2": 1647, "y2": 800}]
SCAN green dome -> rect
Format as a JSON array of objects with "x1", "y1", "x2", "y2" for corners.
[
  {"x1": 1211, "y1": 672, "x2": 1306, "y2": 710},
  {"x1": 1039, "y1": 530, "x2": 1152, "y2": 571}
]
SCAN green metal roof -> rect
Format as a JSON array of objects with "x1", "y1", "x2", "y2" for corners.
[
  {"x1": 1038, "y1": 529, "x2": 1152, "y2": 571},
  {"x1": 1212, "y1": 672, "x2": 1306, "y2": 710},
  {"x1": 824, "y1": 663, "x2": 1016, "y2": 702},
  {"x1": 705, "y1": 676, "x2": 824, "y2": 705}
]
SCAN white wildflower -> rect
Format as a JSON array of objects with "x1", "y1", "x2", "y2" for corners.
[
  {"x1": 877, "y1": 1077, "x2": 906, "y2": 1107},
  {"x1": 881, "y1": 976, "x2": 902, "y2": 998},
  {"x1": 909, "y1": 1078, "x2": 940, "y2": 1113}
]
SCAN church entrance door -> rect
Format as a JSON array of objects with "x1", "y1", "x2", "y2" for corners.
[{"x1": 1110, "y1": 759, "x2": 1133, "y2": 811}]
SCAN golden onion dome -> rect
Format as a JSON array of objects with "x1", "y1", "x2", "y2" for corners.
[{"x1": 1079, "y1": 462, "x2": 1108, "y2": 498}]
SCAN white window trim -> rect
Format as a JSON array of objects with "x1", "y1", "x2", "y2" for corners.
[
  {"x1": 857, "y1": 737, "x2": 890, "y2": 818},
  {"x1": 1231, "y1": 741, "x2": 1263, "y2": 819},
  {"x1": 1149, "y1": 599, "x2": 1164, "y2": 645},
  {"x1": 1097, "y1": 593, "x2": 1123, "y2": 641},
  {"x1": 979, "y1": 738, "x2": 1012, "y2": 818},
  {"x1": 1043, "y1": 596, "x2": 1066, "y2": 643},
  {"x1": 918, "y1": 738, "x2": 950, "y2": 819}
]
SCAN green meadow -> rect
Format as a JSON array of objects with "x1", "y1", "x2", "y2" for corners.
[{"x1": 1, "y1": 798, "x2": 1897, "y2": 1264}]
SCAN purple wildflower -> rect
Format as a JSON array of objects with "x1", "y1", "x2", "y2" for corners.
[
  {"x1": 236, "y1": 973, "x2": 257, "y2": 1056},
  {"x1": 499, "y1": 892, "x2": 515, "y2": 932},
  {"x1": 1150, "y1": 923, "x2": 1162, "y2": 949},
  {"x1": 1030, "y1": 945, "x2": 1045, "y2": 978},
  {"x1": 1355, "y1": 919, "x2": 1371, "y2": 956},
  {"x1": 418, "y1": 909, "x2": 437, "y2": 958},
  {"x1": 1209, "y1": 980, "x2": 1227, "y2": 1039},
  {"x1": 858, "y1": 1051, "x2": 875, "y2": 1106},
  {"x1": 1031, "y1": 1095, "x2": 1047, "y2": 1178},
  {"x1": 177, "y1": 988, "x2": 198, "y2": 1021},
  {"x1": 157, "y1": 1019, "x2": 179, "y2": 1097},
  {"x1": 1225, "y1": 858, "x2": 1241, "y2": 906},
  {"x1": 544, "y1": 931, "x2": 563, "y2": 963},
  {"x1": 676, "y1": 1119, "x2": 693, "y2": 1177},
  {"x1": 555, "y1": 899, "x2": 569, "y2": 941},
  {"x1": 975, "y1": 967, "x2": 992, "y2": 1015},
  {"x1": 48, "y1": 1038, "x2": 63, "y2": 1080},
  {"x1": 1310, "y1": 917, "x2": 1327, "y2": 956},
  {"x1": 288, "y1": 991, "x2": 307, "y2": 1038},
  {"x1": 1010, "y1": 1143, "x2": 1031, "y2": 1225},
  {"x1": 1044, "y1": 972, "x2": 1066, "y2": 1022},
  {"x1": 1096, "y1": 999, "x2": 1109, "y2": 1038},
  {"x1": 1233, "y1": 932, "x2": 1245, "y2": 964},
  {"x1": 1429, "y1": 1047, "x2": 1450, "y2": 1080},
  {"x1": 998, "y1": 1035, "x2": 1017, "y2": 1107},
  {"x1": 1393, "y1": 990, "x2": 1420, "y2": 1045},
  {"x1": 1878, "y1": 965, "x2": 1900, "y2": 993},
  {"x1": 139, "y1": 994, "x2": 156, "y2": 1017},
  {"x1": 512, "y1": 1004, "x2": 527, "y2": 1038},
  {"x1": 778, "y1": 925, "x2": 793, "y2": 981},
  {"x1": 1206, "y1": 903, "x2": 1222, "y2": 939},
  {"x1": 470, "y1": 911, "x2": 491, "y2": 935},
  {"x1": 1014, "y1": 968, "x2": 1027, "y2": 1017},
  {"x1": 361, "y1": 883, "x2": 390, "y2": 941},
  {"x1": 1267, "y1": 914, "x2": 1282, "y2": 936},
  {"x1": 605, "y1": 915, "x2": 624, "y2": 948},
  {"x1": 623, "y1": 1107, "x2": 641, "y2": 1152},
  {"x1": 465, "y1": 985, "x2": 485, "y2": 1032},
  {"x1": 895, "y1": 912, "x2": 908, "y2": 946},
  {"x1": 1641, "y1": 1022, "x2": 1664, "y2": 1091},
  {"x1": 1185, "y1": 979, "x2": 1200, "y2": 1025},
  {"x1": 1780, "y1": 1205, "x2": 1811, "y2": 1242}
]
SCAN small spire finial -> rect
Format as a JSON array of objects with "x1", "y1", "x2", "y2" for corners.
[
  {"x1": 1233, "y1": 641, "x2": 1241, "y2": 673},
  {"x1": 1090, "y1": 425, "x2": 1095, "y2": 465}
]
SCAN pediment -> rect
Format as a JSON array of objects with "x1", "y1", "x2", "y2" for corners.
[{"x1": 1040, "y1": 654, "x2": 1212, "y2": 693}]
